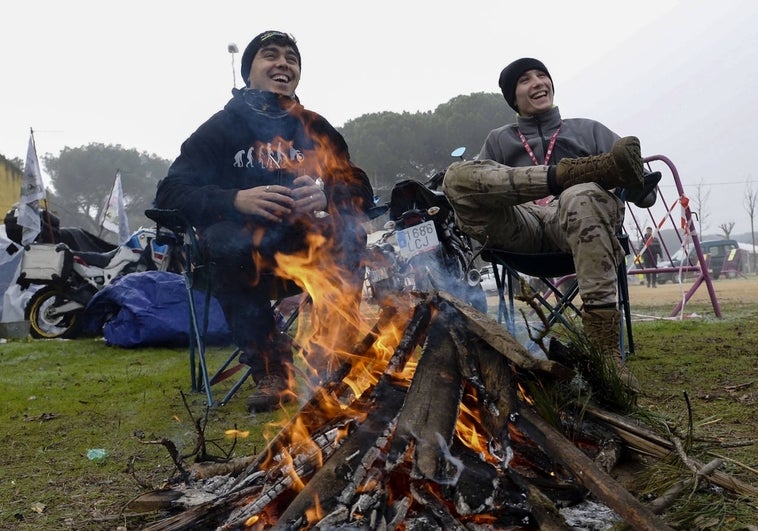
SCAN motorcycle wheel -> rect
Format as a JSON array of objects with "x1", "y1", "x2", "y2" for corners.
[{"x1": 25, "y1": 286, "x2": 84, "y2": 339}]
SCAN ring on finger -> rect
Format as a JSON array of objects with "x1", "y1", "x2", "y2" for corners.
[{"x1": 266, "y1": 185, "x2": 270, "y2": 191}]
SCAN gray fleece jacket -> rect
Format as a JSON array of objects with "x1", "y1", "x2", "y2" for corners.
[{"x1": 478, "y1": 106, "x2": 620, "y2": 166}]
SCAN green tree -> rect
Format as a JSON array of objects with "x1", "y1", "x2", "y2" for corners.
[
  {"x1": 339, "y1": 92, "x2": 513, "y2": 201},
  {"x1": 43, "y1": 143, "x2": 171, "y2": 233}
]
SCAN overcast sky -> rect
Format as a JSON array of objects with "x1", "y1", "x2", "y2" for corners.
[{"x1": 2, "y1": 0, "x2": 757, "y2": 233}]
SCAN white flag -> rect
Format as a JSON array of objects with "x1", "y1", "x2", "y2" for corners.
[
  {"x1": 17, "y1": 131, "x2": 47, "y2": 245},
  {"x1": 101, "y1": 170, "x2": 130, "y2": 243}
]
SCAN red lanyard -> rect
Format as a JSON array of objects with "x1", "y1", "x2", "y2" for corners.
[
  {"x1": 519, "y1": 127, "x2": 560, "y2": 205},
  {"x1": 518, "y1": 127, "x2": 561, "y2": 165}
]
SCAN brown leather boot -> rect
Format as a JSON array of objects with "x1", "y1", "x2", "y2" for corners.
[
  {"x1": 555, "y1": 136, "x2": 644, "y2": 191},
  {"x1": 582, "y1": 307, "x2": 640, "y2": 392},
  {"x1": 247, "y1": 372, "x2": 294, "y2": 413},
  {"x1": 245, "y1": 334, "x2": 295, "y2": 413}
]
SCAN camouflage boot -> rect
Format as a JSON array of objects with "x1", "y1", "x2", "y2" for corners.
[
  {"x1": 582, "y1": 307, "x2": 640, "y2": 392},
  {"x1": 555, "y1": 136, "x2": 644, "y2": 191}
]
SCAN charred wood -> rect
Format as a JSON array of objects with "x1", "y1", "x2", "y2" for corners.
[
  {"x1": 516, "y1": 406, "x2": 675, "y2": 531},
  {"x1": 438, "y1": 292, "x2": 573, "y2": 379},
  {"x1": 409, "y1": 481, "x2": 468, "y2": 531},
  {"x1": 266, "y1": 382, "x2": 406, "y2": 529},
  {"x1": 256, "y1": 303, "x2": 433, "y2": 529},
  {"x1": 388, "y1": 303, "x2": 462, "y2": 479},
  {"x1": 507, "y1": 470, "x2": 572, "y2": 531},
  {"x1": 450, "y1": 321, "x2": 516, "y2": 445}
]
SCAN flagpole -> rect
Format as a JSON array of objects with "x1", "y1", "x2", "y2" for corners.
[
  {"x1": 98, "y1": 169, "x2": 119, "y2": 239},
  {"x1": 30, "y1": 127, "x2": 55, "y2": 243}
]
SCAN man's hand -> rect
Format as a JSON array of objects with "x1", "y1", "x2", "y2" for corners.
[
  {"x1": 291, "y1": 175, "x2": 327, "y2": 214},
  {"x1": 234, "y1": 185, "x2": 294, "y2": 222},
  {"x1": 233, "y1": 175, "x2": 326, "y2": 222}
]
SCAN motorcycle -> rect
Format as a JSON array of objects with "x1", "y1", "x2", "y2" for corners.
[
  {"x1": 364, "y1": 149, "x2": 487, "y2": 312},
  {"x1": 17, "y1": 225, "x2": 181, "y2": 339}
]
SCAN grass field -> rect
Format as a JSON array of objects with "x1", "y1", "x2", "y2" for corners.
[{"x1": 1, "y1": 275, "x2": 757, "y2": 530}]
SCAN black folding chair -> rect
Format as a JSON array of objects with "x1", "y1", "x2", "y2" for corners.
[
  {"x1": 477, "y1": 168, "x2": 669, "y2": 357},
  {"x1": 145, "y1": 208, "x2": 305, "y2": 407},
  {"x1": 481, "y1": 234, "x2": 635, "y2": 358}
]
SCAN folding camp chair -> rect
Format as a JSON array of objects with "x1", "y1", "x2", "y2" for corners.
[
  {"x1": 478, "y1": 167, "x2": 677, "y2": 357},
  {"x1": 145, "y1": 208, "x2": 305, "y2": 407},
  {"x1": 481, "y1": 233, "x2": 635, "y2": 357}
]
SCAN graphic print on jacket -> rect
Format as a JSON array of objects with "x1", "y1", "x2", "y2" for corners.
[{"x1": 234, "y1": 138, "x2": 305, "y2": 170}]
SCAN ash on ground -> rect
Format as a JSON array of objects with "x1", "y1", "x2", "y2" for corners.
[{"x1": 560, "y1": 500, "x2": 621, "y2": 531}]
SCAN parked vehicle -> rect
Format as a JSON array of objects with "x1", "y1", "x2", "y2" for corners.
[
  {"x1": 478, "y1": 264, "x2": 500, "y2": 294},
  {"x1": 364, "y1": 174, "x2": 487, "y2": 313},
  {"x1": 17, "y1": 226, "x2": 180, "y2": 339},
  {"x1": 656, "y1": 239, "x2": 740, "y2": 284}
]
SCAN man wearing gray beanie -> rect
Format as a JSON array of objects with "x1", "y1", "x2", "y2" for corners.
[{"x1": 443, "y1": 57, "x2": 652, "y2": 392}]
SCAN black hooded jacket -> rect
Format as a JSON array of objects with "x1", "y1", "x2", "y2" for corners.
[{"x1": 155, "y1": 89, "x2": 374, "y2": 231}]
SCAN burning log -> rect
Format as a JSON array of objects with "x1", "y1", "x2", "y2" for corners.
[
  {"x1": 138, "y1": 292, "x2": 685, "y2": 530},
  {"x1": 264, "y1": 362, "x2": 407, "y2": 528},
  {"x1": 387, "y1": 304, "x2": 462, "y2": 479}
]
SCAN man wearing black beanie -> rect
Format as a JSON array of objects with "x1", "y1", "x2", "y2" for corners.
[
  {"x1": 443, "y1": 57, "x2": 650, "y2": 392},
  {"x1": 497, "y1": 57, "x2": 553, "y2": 113},
  {"x1": 156, "y1": 30, "x2": 374, "y2": 412},
  {"x1": 240, "y1": 30, "x2": 302, "y2": 88}
]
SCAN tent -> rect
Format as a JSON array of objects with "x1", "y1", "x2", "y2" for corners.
[{"x1": 83, "y1": 270, "x2": 231, "y2": 348}]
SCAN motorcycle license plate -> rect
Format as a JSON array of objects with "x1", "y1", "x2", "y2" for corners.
[{"x1": 396, "y1": 220, "x2": 440, "y2": 259}]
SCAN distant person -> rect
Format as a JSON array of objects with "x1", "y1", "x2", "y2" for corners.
[
  {"x1": 641, "y1": 226, "x2": 662, "y2": 288},
  {"x1": 443, "y1": 57, "x2": 647, "y2": 391},
  {"x1": 155, "y1": 30, "x2": 374, "y2": 412}
]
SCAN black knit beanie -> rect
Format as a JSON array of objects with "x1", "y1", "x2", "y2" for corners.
[
  {"x1": 498, "y1": 58, "x2": 553, "y2": 111},
  {"x1": 241, "y1": 30, "x2": 301, "y2": 87}
]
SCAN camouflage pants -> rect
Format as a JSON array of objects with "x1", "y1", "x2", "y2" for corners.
[{"x1": 442, "y1": 159, "x2": 625, "y2": 307}]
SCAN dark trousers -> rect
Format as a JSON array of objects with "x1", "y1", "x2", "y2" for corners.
[
  {"x1": 643, "y1": 257, "x2": 657, "y2": 287},
  {"x1": 199, "y1": 217, "x2": 366, "y2": 376}
]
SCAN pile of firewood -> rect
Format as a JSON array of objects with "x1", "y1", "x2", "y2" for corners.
[{"x1": 131, "y1": 293, "x2": 757, "y2": 531}]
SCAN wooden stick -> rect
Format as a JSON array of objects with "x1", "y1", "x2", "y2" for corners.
[
  {"x1": 585, "y1": 404, "x2": 758, "y2": 497},
  {"x1": 388, "y1": 305, "x2": 462, "y2": 478},
  {"x1": 438, "y1": 292, "x2": 573, "y2": 378},
  {"x1": 649, "y1": 458, "x2": 723, "y2": 514},
  {"x1": 517, "y1": 406, "x2": 675, "y2": 531}
]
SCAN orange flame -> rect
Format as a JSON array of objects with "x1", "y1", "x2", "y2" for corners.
[
  {"x1": 225, "y1": 429, "x2": 250, "y2": 439},
  {"x1": 304, "y1": 494, "x2": 323, "y2": 526}
]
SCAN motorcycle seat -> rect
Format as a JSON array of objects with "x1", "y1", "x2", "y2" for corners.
[
  {"x1": 69, "y1": 247, "x2": 121, "y2": 269},
  {"x1": 388, "y1": 179, "x2": 453, "y2": 220}
]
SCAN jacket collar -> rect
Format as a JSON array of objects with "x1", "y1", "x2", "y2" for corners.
[
  {"x1": 516, "y1": 106, "x2": 562, "y2": 135},
  {"x1": 227, "y1": 88, "x2": 299, "y2": 117}
]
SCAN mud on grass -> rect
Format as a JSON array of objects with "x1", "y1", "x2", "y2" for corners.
[{"x1": 1, "y1": 290, "x2": 757, "y2": 530}]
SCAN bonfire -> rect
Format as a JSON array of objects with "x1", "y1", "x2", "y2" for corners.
[{"x1": 127, "y1": 159, "x2": 756, "y2": 529}]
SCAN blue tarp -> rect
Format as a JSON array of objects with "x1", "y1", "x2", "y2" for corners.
[{"x1": 83, "y1": 270, "x2": 231, "y2": 348}]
